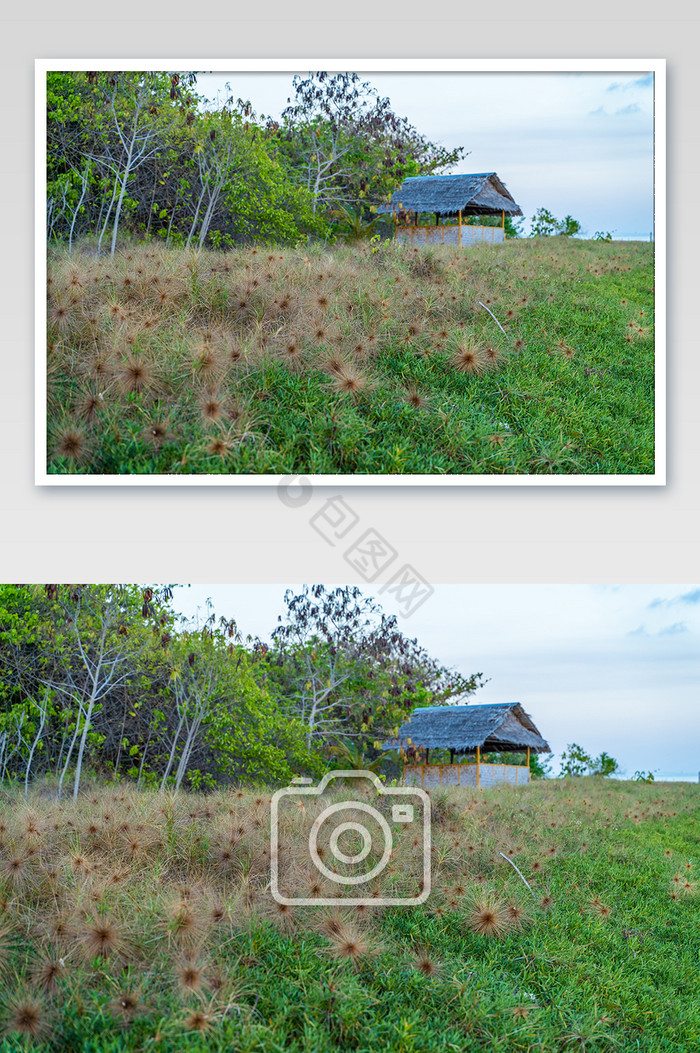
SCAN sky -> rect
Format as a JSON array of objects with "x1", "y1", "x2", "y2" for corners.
[
  {"x1": 196, "y1": 69, "x2": 655, "y2": 238},
  {"x1": 172, "y1": 584, "x2": 699, "y2": 782}
]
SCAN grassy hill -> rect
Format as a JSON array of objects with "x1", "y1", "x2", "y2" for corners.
[
  {"x1": 45, "y1": 238, "x2": 655, "y2": 477},
  {"x1": 0, "y1": 777, "x2": 697, "y2": 1050}
]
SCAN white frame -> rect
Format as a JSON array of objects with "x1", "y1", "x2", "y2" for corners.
[{"x1": 36, "y1": 58, "x2": 666, "y2": 486}]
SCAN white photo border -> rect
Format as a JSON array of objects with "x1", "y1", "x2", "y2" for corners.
[{"x1": 36, "y1": 57, "x2": 666, "y2": 487}]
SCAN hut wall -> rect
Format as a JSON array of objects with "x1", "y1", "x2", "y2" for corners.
[
  {"x1": 396, "y1": 226, "x2": 505, "y2": 247},
  {"x1": 403, "y1": 763, "x2": 530, "y2": 788}
]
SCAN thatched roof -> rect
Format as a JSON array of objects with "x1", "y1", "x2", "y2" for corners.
[
  {"x1": 378, "y1": 172, "x2": 523, "y2": 218},
  {"x1": 383, "y1": 703, "x2": 550, "y2": 754}
]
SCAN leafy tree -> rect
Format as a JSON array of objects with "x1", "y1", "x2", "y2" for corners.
[
  {"x1": 46, "y1": 72, "x2": 326, "y2": 251},
  {"x1": 590, "y1": 751, "x2": 620, "y2": 777},
  {"x1": 530, "y1": 207, "x2": 582, "y2": 238},
  {"x1": 560, "y1": 743, "x2": 619, "y2": 778},
  {"x1": 264, "y1": 585, "x2": 486, "y2": 754},
  {"x1": 530, "y1": 207, "x2": 561, "y2": 237},
  {"x1": 155, "y1": 609, "x2": 319, "y2": 789},
  {"x1": 0, "y1": 584, "x2": 173, "y2": 797},
  {"x1": 558, "y1": 214, "x2": 582, "y2": 237},
  {"x1": 560, "y1": 743, "x2": 593, "y2": 777},
  {"x1": 276, "y1": 72, "x2": 465, "y2": 217}
]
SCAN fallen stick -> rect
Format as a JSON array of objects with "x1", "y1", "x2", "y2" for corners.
[
  {"x1": 478, "y1": 301, "x2": 507, "y2": 335},
  {"x1": 499, "y1": 851, "x2": 534, "y2": 894}
]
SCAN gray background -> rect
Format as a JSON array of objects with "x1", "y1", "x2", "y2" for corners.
[{"x1": 3, "y1": 5, "x2": 696, "y2": 584}]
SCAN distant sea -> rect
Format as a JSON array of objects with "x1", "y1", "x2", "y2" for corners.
[{"x1": 612, "y1": 772, "x2": 698, "y2": 783}]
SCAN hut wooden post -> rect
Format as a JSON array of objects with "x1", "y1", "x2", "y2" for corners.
[
  {"x1": 449, "y1": 749, "x2": 455, "y2": 765},
  {"x1": 458, "y1": 210, "x2": 462, "y2": 246},
  {"x1": 476, "y1": 746, "x2": 481, "y2": 788},
  {"x1": 501, "y1": 209, "x2": 505, "y2": 229},
  {"x1": 526, "y1": 746, "x2": 530, "y2": 781}
]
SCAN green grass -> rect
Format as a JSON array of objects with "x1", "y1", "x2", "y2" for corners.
[
  {"x1": 0, "y1": 778, "x2": 697, "y2": 1050},
  {"x1": 46, "y1": 238, "x2": 655, "y2": 476}
]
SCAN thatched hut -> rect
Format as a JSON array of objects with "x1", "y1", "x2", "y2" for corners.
[
  {"x1": 378, "y1": 172, "x2": 523, "y2": 247},
  {"x1": 383, "y1": 702, "x2": 549, "y2": 788}
]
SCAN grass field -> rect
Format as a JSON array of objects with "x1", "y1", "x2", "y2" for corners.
[
  {"x1": 0, "y1": 777, "x2": 697, "y2": 1050},
  {"x1": 45, "y1": 238, "x2": 655, "y2": 476}
]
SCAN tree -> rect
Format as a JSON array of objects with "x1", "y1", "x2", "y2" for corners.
[
  {"x1": 0, "y1": 584, "x2": 318, "y2": 791},
  {"x1": 46, "y1": 72, "x2": 327, "y2": 250},
  {"x1": 46, "y1": 71, "x2": 197, "y2": 252},
  {"x1": 590, "y1": 751, "x2": 619, "y2": 777},
  {"x1": 530, "y1": 207, "x2": 582, "y2": 238},
  {"x1": 264, "y1": 585, "x2": 486, "y2": 755},
  {"x1": 276, "y1": 72, "x2": 465, "y2": 217},
  {"x1": 560, "y1": 743, "x2": 619, "y2": 778},
  {"x1": 89, "y1": 73, "x2": 187, "y2": 256},
  {"x1": 557, "y1": 214, "x2": 581, "y2": 237},
  {"x1": 530, "y1": 207, "x2": 561, "y2": 237},
  {"x1": 0, "y1": 585, "x2": 173, "y2": 797}
]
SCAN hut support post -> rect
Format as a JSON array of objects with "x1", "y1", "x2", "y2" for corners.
[
  {"x1": 501, "y1": 209, "x2": 505, "y2": 229},
  {"x1": 476, "y1": 746, "x2": 481, "y2": 788},
  {"x1": 526, "y1": 746, "x2": 530, "y2": 782},
  {"x1": 425, "y1": 748, "x2": 429, "y2": 766},
  {"x1": 458, "y1": 210, "x2": 462, "y2": 247},
  {"x1": 449, "y1": 749, "x2": 455, "y2": 765}
]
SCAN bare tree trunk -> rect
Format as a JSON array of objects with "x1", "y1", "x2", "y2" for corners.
[
  {"x1": 97, "y1": 175, "x2": 119, "y2": 255},
  {"x1": 72, "y1": 669, "x2": 103, "y2": 801},
  {"x1": 24, "y1": 692, "x2": 49, "y2": 799},
  {"x1": 68, "y1": 162, "x2": 91, "y2": 254},
  {"x1": 160, "y1": 704, "x2": 188, "y2": 791},
  {"x1": 58, "y1": 705, "x2": 83, "y2": 798},
  {"x1": 185, "y1": 185, "x2": 208, "y2": 250}
]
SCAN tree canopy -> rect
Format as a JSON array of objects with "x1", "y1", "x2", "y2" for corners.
[
  {"x1": 0, "y1": 584, "x2": 485, "y2": 792},
  {"x1": 46, "y1": 70, "x2": 466, "y2": 252}
]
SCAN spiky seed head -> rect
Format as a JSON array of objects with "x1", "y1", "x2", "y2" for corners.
[
  {"x1": 3, "y1": 993, "x2": 48, "y2": 1041},
  {"x1": 327, "y1": 923, "x2": 371, "y2": 965},
  {"x1": 505, "y1": 902, "x2": 529, "y2": 930},
  {"x1": 80, "y1": 915, "x2": 122, "y2": 960},
  {"x1": 465, "y1": 898, "x2": 509, "y2": 937},
  {"x1": 330, "y1": 364, "x2": 370, "y2": 396},
  {"x1": 404, "y1": 383, "x2": 425, "y2": 406},
  {"x1": 175, "y1": 954, "x2": 206, "y2": 994},
  {"x1": 413, "y1": 948, "x2": 441, "y2": 977},
  {"x1": 207, "y1": 437, "x2": 232, "y2": 459},
  {"x1": 112, "y1": 990, "x2": 141, "y2": 1022},
  {"x1": 453, "y1": 341, "x2": 485, "y2": 375},
  {"x1": 199, "y1": 393, "x2": 225, "y2": 421},
  {"x1": 184, "y1": 1010, "x2": 213, "y2": 1033},
  {"x1": 119, "y1": 356, "x2": 152, "y2": 394},
  {"x1": 53, "y1": 427, "x2": 89, "y2": 465},
  {"x1": 32, "y1": 956, "x2": 67, "y2": 995}
]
